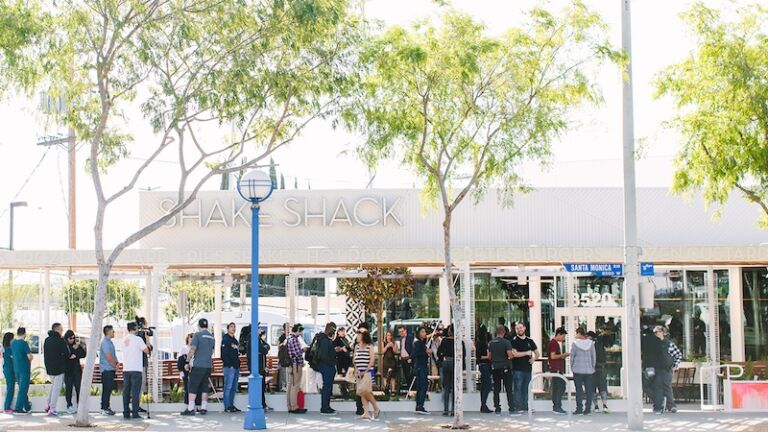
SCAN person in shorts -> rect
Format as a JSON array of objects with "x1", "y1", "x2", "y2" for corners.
[{"x1": 181, "y1": 318, "x2": 215, "y2": 416}]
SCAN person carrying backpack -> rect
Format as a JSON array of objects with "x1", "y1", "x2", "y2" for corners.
[{"x1": 654, "y1": 326, "x2": 682, "y2": 414}]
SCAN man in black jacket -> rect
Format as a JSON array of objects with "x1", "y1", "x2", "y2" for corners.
[
  {"x1": 221, "y1": 322, "x2": 240, "y2": 413},
  {"x1": 43, "y1": 323, "x2": 69, "y2": 415},
  {"x1": 317, "y1": 322, "x2": 337, "y2": 415}
]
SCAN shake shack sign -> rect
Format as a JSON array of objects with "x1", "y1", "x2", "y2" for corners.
[{"x1": 155, "y1": 194, "x2": 404, "y2": 229}]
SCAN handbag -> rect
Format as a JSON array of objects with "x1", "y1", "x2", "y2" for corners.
[{"x1": 355, "y1": 372, "x2": 372, "y2": 396}]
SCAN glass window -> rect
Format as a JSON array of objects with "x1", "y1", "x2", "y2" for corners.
[
  {"x1": 473, "y1": 273, "x2": 530, "y2": 336},
  {"x1": 573, "y1": 276, "x2": 624, "y2": 308},
  {"x1": 296, "y1": 278, "x2": 325, "y2": 297},
  {"x1": 716, "y1": 270, "x2": 731, "y2": 361},
  {"x1": 742, "y1": 268, "x2": 768, "y2": 361}
]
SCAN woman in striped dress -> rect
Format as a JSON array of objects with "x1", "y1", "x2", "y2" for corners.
[{"x1": 354, "y1": 331, "x2": 380, "y2": 420}]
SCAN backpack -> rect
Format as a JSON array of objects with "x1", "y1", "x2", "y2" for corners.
[
  {"x1": 661, "y1": 340, "x2": 675, "y2": 369},
  {"x1": 306, "y1": 333, "x2": 322, "y2": 371},
  {"x1": 278, "y1": 343, "x2": 291, "y2": 368}
]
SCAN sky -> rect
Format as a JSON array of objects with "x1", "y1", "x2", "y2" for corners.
[{"x1": 0, "y1": 0, "x2": 735, "y2": 251}]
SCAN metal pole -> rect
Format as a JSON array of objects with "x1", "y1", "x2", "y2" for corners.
[
  {"x1": 621, "y1": 0, "x2": 643, "y2": 429},
  {"x1": 244, "y1": 203, "x2": 266, "y2": 430}
]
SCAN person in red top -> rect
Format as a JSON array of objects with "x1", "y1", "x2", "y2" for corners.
[{"x1": 547, "y1": 327, "x2": 570, "y2": 414}]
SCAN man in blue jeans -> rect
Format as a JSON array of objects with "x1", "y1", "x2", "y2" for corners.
[
  {"x1": 99, "y1": 325, "x2": 118, "y2": 416},
  {"x1": 315, "y1": 322, "x2": 338, "y2": 415},
  {"x1": 510, "y1": 323, "x2": 538, "y2": 414},
  {"x1": 221, "y1": 322, "x2": 240, "y2": 412}
]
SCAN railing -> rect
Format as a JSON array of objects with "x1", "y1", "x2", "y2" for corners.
[
  {"x1": 528, "y1": 372, "x2": 572, "y2": 426},
  {"x1": 699, "y1": 364, "x2": 744, "y2": 411}
]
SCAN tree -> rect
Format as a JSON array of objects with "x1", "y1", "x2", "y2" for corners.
[
  {"x1": 656, "y1": 2, "x2": 768, "y2": 227},
  {"x1": 61, "y1": 279, "x2": 142, "y2": 322},
  {"x1": 0, "y1": 0, "x2": 47, "y2": 93},
  {"x1": 35, "y1": 0, "x2": 363, "y2": 425},
  {"x1": 343, "y1": 3, "x2": 617, "y2": 427},
  {"x1": 0, "y1": 276, "x2": 39, "y2": 330},
  {"x1": 163, "y1": 280, "x2": 215, "y2": 326},
  {"x1": 337, "y1": 266, "x2": 414, "y2": 368}
]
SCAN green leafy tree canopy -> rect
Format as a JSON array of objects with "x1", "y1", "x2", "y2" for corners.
[
  {"x1": 163, "y1": 280, "x2": 215, "y2": 326},
  {"x1": 656, "y1": 2, "x2": 768, "y2": 227},
  {"x1": 0, "y1": 0, "x2": 47, "y2": 92},
  {"x1": 61, "y1": 279, "x2": 142, "y2": 321}
]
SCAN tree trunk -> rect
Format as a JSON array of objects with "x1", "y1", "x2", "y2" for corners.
[
  {"x1": 442, "y1": 212, "x2": 466, "y2": 429},
  {"x1": 74, "y1": 262, "x2": 111, "y2": 426}
]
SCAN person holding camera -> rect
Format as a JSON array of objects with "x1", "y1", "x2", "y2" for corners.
[
  {"x1": 135, "y1": 317, "x2": 153, "y2": 413},
  {"x1": 181, "y1": 318, "x2": 215, "y2": 416},
  {"x1": 63, "y1": 330, "x2": 86, "y2": 414}
]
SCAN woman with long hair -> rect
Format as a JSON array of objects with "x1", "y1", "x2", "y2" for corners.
[
  {"x1": 2, "y1": 332, "x2": 15, "y2": 413},
  {"x1": 353, "y1": 330, "x2": 380, "y2": 420},
  {"x1": 381, "y1": 330, "x2": 399, "y2": 398}
]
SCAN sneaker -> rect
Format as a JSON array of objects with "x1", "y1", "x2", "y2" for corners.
[
  {"x1": 654, "y1": 410, "x2": 664, "y2": 415},
  {"x1": 415, "y1": 407, "x2": 429, "y2": 415},
  {"x1": 583, "y1": 410, "x2": 592, "y2": 416},
  {"x1": 123, "y1": 414, "x2": 131, "y2": 419},
  {"x1": 442, "y1": 411, "x2": 449, "y2": 416},
  {"x1": 4, "y1": 409, "x2": 14, "y2": 414},
  {"x1": 47, "y1": 409, "x2": 59, "y2": 417},
  {"x1": 355, "y1": 410, "x2": 364, "y2": 416},
  {"x1": 101, "y1": 408, "x2": 115, "y2": 416},
  {"x1": 602, "y1": 405, "x2": 610, "y2": 414},
  {"x1": 668, "y1": 407, "x2": 677, "y2": 413},
  {"x1": 232, "y1": 406, "x2": 243, "y2": 413},
  {"x1": 66, "y1": 406, "x2": 77, "y2": 415},
  {"x1": 13, "y1": 409, "x2": 31, "y2": 415},
  {"x1": 138, "y1": 407, "x2": 147, "y2": 413},
  {"x1": 494, "y1": 407, "x2": 501, "y2": 415},
  {"x1": 131, "y1": 414, "x2": 142, "y2": 420},
  {"x1": 43, "y1": 403, "x2": 50, "y2": 413},
  {"x1": 572, "y1": 410, "x2": 583, "y2": 415},
  {"x1": 264, "y1": 406, "x2": 273, "y2": 413},
  {"x1": 509, "y1": 410, "x2": 522, "y2": 416},
  {"x1": 480, "y1": 406, "x2": 492, "y2": 413},
  {"x1": 553, "y1": 409, "x2": 567, "y2": 415},
  {"x1": 594, "y1": 405, "x2": 600, "y2": 413},
  {"x1": 289, "y1": 408, "x2": 307, "y2": 414},
  {"x1": 198, "y1": 409, "x2": 208, "y2": 415},
  {"x1": 180, "y1": 409, "x2": 195, "y2": 416},
  {"x1": 320, "y1": 409, "x2": 336, "y2": 415}
]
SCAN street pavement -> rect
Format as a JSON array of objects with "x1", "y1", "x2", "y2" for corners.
[{"x1": 1, "y1": 407, "x2": 767, "y2": 431}]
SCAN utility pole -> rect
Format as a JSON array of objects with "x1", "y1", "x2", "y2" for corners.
[
  {"x1": 37, "y1": 93, "x2": 77, "y2": 250},
  {"x1": 621, "y1": 0, "x2": 643, "y2": 430},
  {"x1": 68, "y1": 126, "x2": 76, "y2": 250}
]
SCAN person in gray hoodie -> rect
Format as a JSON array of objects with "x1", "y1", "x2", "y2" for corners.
[{"x1": 570, "y1": 328, "x2": 596, "y2": 415}]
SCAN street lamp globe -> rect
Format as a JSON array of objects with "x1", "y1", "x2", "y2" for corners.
[{"x1": 237, "y1": 169, "x2": 274, "y2": 204}]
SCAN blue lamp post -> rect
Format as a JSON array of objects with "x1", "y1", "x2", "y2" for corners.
[{"x1": 237, "y1": 169, "x2": 274, "y2": 430}]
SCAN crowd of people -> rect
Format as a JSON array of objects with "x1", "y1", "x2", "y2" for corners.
[{"x1": 0, "y1": 314, "x2": 685, "y2": 419}]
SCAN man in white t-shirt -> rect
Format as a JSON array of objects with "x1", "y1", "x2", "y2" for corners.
[{"x1": 122, "y1": 322, "x2": 149, "y2": 419}]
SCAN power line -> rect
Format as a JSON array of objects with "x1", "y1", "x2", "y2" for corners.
[{"x1": 0, "y1": 146, "x2": 51, "y2": 220}]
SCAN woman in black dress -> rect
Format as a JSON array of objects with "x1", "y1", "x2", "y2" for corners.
[{"x1": 381, "y1": 330, "x2": 399, "y2": 397}]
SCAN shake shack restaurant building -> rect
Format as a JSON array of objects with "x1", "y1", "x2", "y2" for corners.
[{"x1": 3, "y1": 187, "x2": 768, "y2": 397}]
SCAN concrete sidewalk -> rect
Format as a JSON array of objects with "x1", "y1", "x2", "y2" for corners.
[{"x1": 1, "y1": 409, "x2": 767, "y2": 432}]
